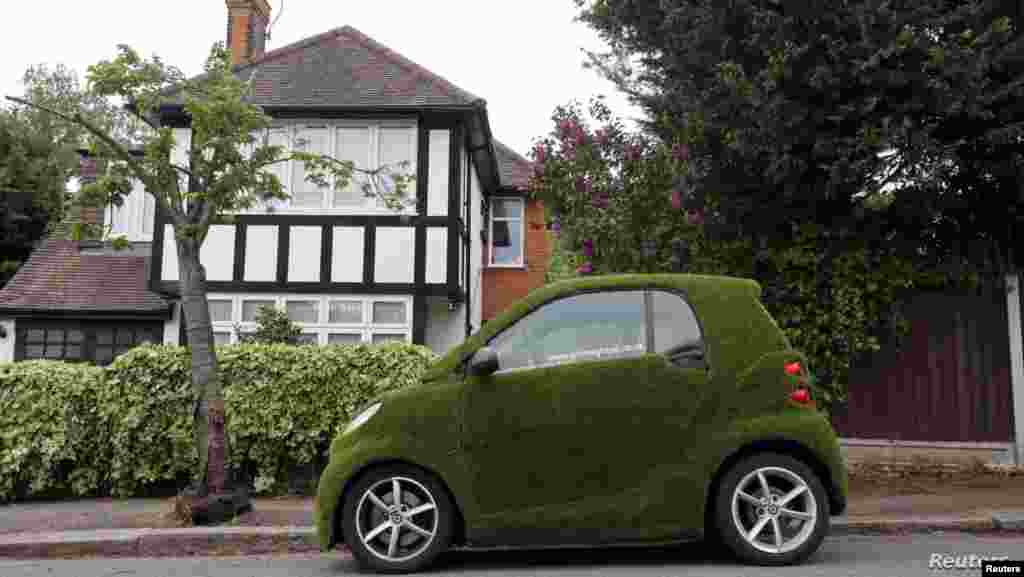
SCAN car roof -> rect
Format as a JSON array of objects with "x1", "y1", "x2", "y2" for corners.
[{"x1": 423, "y1": 273, "x2": 782, "y2": 381}]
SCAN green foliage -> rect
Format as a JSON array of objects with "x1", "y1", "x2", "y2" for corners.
[
  {"x1": 575, "y1": 0, "x2": 1024, "y2": 272},
  {"x1": 0, "y1": 342, "x2": 436, "y2": 501},
  {"x1": 103, "y1": 342, "x2": 435, "y2": 497},
  {"x1": 529, "y1": 102, "x2": 987, "y2": 407},
  {"x1": 0, "y1": 361, "x2": 107, "y2": 501},
  {"x1": 544, "y1": 231, "x2": 580, "y2": 284},
  {"x1": 235, "y1": 305, "x2": 302, "y2": 345}
]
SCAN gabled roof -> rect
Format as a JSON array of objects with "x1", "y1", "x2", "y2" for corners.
[
  {"x1": 492, "y1": 140, "x2": 532, "y2": 190},
  {"x1": 0, "y1": 239, "x2": 170, "y2": 316},
  {"x1": 169, "y1": 25, "x2": 482, "y2": 108},
  {"x1": 165, "y1": 24, "x2": 526, "y2": 193}
]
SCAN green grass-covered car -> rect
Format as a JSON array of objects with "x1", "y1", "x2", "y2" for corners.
[{"x1": 315, "y1": 274, "x2": 848, "y2": 573}]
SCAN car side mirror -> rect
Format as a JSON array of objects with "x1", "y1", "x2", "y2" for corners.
[{"x1": 468, "y1": 346, "x2": 500, "y2": 376}]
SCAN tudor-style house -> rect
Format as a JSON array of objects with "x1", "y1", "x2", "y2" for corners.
[{"x1": 0, "y1": 0, "x2": 550, "y2": 365}]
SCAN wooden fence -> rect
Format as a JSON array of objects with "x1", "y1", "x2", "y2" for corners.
[{"x1": 831, "y1": 276, "x2": 1015, "y2": 443}]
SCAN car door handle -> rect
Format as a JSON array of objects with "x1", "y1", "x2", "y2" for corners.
[{"x1": 663, "y1": 343, "x2": 705, "y2": 368}]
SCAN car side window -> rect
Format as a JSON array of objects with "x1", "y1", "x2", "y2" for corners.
[
  {"x1": 650, "y1": 290, "x2": 705, "y2": 367},
  {"x1": 489, "y1": 290, "x2": 647, "y2": 371}
]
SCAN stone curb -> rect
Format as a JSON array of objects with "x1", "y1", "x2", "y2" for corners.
[
  {"x1": 830, "y1": 514, "x2": 1024, "y2": 536},
  {"x1": 0, "y1": 526, "x2": 339, "y2": 559}
]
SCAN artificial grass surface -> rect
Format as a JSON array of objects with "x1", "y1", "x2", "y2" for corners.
[{"x1": 316, "y1": 274, "x2": 845, "y2": 550}]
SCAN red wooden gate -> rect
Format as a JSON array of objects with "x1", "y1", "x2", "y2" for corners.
[{"x1": 831, "y1": 278, "x2": 1014, "y2": 442}]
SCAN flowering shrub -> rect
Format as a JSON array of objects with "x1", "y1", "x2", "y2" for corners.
[{"x1": 529, "y1": 98, "x2": 980, "y2": 407}]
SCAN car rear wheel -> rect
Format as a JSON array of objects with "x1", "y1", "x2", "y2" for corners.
[
  {"x1": 341, "y1": 465, "x2": 454, "y2": 574},
  {"x1": 714, "y1": 453, "x2": 829, "y2": 566}
]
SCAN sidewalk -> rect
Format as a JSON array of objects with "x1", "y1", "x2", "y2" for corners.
[{"x1": 0, "y1": 490, "x2": 1022, "y2": 558}]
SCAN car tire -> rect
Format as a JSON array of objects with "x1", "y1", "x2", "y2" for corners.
[
  {"x1": 713, "y1": 452, "x2": 829, "y2": 566},
  {"x1": 341, "y1": 464, "x2": 455, "y2": 574}
]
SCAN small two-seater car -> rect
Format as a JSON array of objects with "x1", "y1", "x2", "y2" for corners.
[{"x1": 316, "y1": 274, "x2": 848, "y2": 573}]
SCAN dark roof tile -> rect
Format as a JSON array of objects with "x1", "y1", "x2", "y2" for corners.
[
  {"x1": 171, "y1": 25, "x2": 481, "y2": 109},
  {"x1": 0, "y1": 239, "x2": 169, "y2": 314},
  {"x1": 492, "y1": 140, "x2": 532, "y2": 190}
]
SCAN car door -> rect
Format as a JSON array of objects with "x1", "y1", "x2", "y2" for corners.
[
  {"x1": 625, "y1": 289, "x2": 715, "y2": 536},
  {"x1": 464, "y1": 289, "x2": 659, "y2": 544}
]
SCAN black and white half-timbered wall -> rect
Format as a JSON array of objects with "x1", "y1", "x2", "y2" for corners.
[{"x1": 0, "y1": 0, "x2": 538, "y2": 364}]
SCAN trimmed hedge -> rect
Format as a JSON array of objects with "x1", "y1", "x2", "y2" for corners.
[
  {"x1": 0, "y1": 361, "x2": 107, "y2": 501},
  {"x1": 0, "y1": 342, "x2": 435, "y2": 502}
]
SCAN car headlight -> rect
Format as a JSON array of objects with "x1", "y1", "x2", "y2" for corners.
[{"x1": 343, "y1": 402, "x2": 382, "y2": 435}]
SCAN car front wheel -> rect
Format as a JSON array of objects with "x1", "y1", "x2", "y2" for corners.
[
  {"x1": 714, "y1": 453, "x2": 829, "y2": 566},
  {"x1": 341, "y1": 465, "x2": 454, "y2": 574}
]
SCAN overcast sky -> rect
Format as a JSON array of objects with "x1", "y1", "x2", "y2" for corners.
[{"x1": 1, "y1": 0, "x2": 642, "y2": 156}]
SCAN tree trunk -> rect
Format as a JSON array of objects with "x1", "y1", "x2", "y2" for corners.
[{"x1": 176, "y1": 235, "x2": 228, "y2": 496}]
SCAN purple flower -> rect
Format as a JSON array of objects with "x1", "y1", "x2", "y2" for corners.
[
  {"x1": 594, "y1": 129, "x2": 609, "y2": 146},
  {"x1": 686, "y1": 209, "x2": 704, "y2": 226},
  {"x1": 559, "y1": 119, "x2": 575, "y2": 137},
  {"x1": 533, "y1": 162, "x2": 545, "y2": 177},
  {"x1": 551, "y1": 218, "x2": 561, "y2": 234},
  {"x1": 671, "y1": 189, "x2": 682, "y2": 210},
  {"x1": 575, "y1": 127, "x2": 587, "y2": 147},
  {"x1": 582, "y1": 239, "x2": 594, "y2": 258},
  {"x1": 672, "y1": 142, "x2": 690, "y2": 162},
  {"x1": 592, "y1": 192, "x2": 608, "y2": 209},
  {"x1": 624, "y1": 144, "x2": 641, "y2": 161},
  {"x1": 533, "y1": 144, "x2": 546, "y2": 163},
  {"x1": 577, "y1": 261, "x2": 593, "y2": 275}
]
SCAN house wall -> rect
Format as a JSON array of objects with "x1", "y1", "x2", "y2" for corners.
[
  {"x1": 154, "y1": 122, "x2": 460, "y2": 299},
  {"x1": 468, "y1": 157, "x2": 484, "y2": 331},
  {"x1": 424, "y1": 296, "x2": 465, "y2": 354},
  {"x1": 481, "y1": 198, "x2": 549, "y2": 321},
  {"x1": 163, "y1": 303, "x2": 181, "y2": 345},
  {"x1": 0, "y1": 319, "x2": 14, "y2": 362}
]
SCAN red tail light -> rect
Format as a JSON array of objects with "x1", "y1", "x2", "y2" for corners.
[
  {"x1": 789, "y1": 388, "x2": 811, "y2": 404},
  {"x1": 784, "y1": 361, "x2": 802, "y2": 376}
]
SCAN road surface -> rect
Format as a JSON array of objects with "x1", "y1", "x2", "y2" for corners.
[{"x1": 2, "y1": 532, "x2": 1023, "y2": 576}]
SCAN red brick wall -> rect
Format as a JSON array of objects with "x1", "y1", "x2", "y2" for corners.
[
  {"x1": 482, "y1": 198, "x2": 550, "y2": 320},
  {"x1": 77, "y1": 157, "x2": 103, "y2": 228},
  {"x1": 225, "y1": 0, "x2": 272, "y2": 66}
]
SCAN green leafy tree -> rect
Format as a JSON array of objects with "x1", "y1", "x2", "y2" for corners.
[
  {"x1": 531, "y1": 99, "x2": 975, "y2": 406},
  {"x1": 0, "y1": 65, "x2": 129, "y2": 284},
  {"x1": 0, "y1": 114, "x2": 64, "y2": 284},
  {"x1": 575, "y1": 0, "x2": 1024, "y2": 274},
  {"x1": 5, "y1": 43, "x2": 414, "y2": 515},
  {"x1": 234, "y1": 305, "x2": 302, "y2": 345}
]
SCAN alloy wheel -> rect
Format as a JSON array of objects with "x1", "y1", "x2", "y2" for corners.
[
  {"x1": 730, "y1": 466, "x2": 818, "y2": 554},
  {"x1": 354, "y1": 476, "x2": 439, "y2": 564}
]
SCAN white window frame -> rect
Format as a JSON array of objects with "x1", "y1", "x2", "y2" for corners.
[
  {"x1": 104, "y1": 179, "x2": 155, "y2": 242},
  {"x1": 241, "y1": 120, "x2": 418, "y2": 216},
  {"x1": 488, "y1": 196, "x2": 525, "y2": 268},
  {"x1": 206, "y1": 293, "x2": 413, "y2": 345}
]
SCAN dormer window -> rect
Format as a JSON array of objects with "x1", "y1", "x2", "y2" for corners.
[{"x1": 105, "y1": 179, "x2": 155, "y2": 242}]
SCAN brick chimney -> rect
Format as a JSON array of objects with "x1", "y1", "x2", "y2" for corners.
[
  {"x1": 76, "y1": 156, "x2": 103, "y2": 229},
  {"x1": 225, "y1": 0, "x2": 272, "y2": 67}
]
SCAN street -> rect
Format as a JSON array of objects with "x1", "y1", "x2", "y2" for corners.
[{"x1": 2, "y1": 533, "x2": 1022, "y2": 576}]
